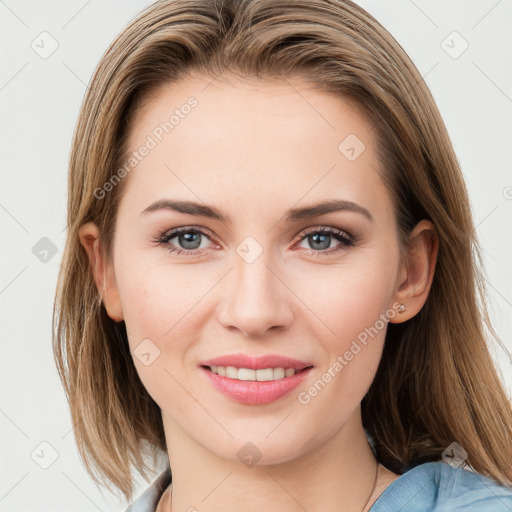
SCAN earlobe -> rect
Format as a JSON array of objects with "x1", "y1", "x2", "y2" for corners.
[
  {"x1": 78, "y1": 222, "x2": 124, "y2": 322},
  {"x1": 389, "y1": 220, "x2": 439, "y2": 323}
]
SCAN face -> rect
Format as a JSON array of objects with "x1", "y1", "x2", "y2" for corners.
[{"x1": 101, "y1": 75, "x2": 406, "y2": 464}]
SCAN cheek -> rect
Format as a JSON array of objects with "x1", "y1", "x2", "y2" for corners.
[
  {"x1": 115, "y1": 245, "x2": 204, "y2": 337},
  {"x1": 113, "y1": 255, "x2": 212, "y2": 386},
  {"x1": 115, "y1": 269, "x2": 196, "y2": 409},
  {"x1": 293, "y1": 253, "x2": 397, "y2": 405},
  {"x1": 297, "y1": 304, "x2": 388, "y2": 434},
  {"x1": 293, "y1": 256, "x2": 397, "y2": 343}
]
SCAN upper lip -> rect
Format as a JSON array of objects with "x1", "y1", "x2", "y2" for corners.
[{"x1": 200, "y1": 353, "x2": 313, "y2": 370}]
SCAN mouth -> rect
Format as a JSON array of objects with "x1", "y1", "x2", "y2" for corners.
[
  {"x1": 199, "y1": 353, "x2": 314, "y2": 404},
  {"x1": 201, "y1": 364, "x2": 313, "y2": 382},
  {"x1": 199, "y1": 362, "x2": 314, "y2": 405}
]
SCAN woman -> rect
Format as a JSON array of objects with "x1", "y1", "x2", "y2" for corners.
[{"x1": 52, "y1": 0, "x2": 512, "y2": 510}]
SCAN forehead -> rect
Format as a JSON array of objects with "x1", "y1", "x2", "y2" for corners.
[{"x1": 120, "y1": 74, "x2": 385, "y2": 219}]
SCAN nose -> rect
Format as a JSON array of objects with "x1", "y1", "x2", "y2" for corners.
[{"x1": 217, "y1": 249, "x2": 295, "y2": 338}]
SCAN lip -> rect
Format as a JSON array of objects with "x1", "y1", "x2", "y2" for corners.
[
  {"x1": 199, "y1": 353, "x2": 314, "y2": 405},
  {"x1": 200, "y1": 353, "x2": 313, "y2": 371},
  {"x1": 201, "y1": 366, "x2": 313, "y2": 405}
]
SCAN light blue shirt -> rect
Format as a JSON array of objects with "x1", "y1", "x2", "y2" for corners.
[
  {"x1": 371, "y1": 461, "x2": 512, "y2": 511},
  {"x1": 125, "y1": 461, "x2": 512, "y2": 511}
]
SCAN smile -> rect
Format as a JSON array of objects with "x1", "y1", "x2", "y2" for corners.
[
  {"x1": 206, "y1": 365, "x2": 307, "y2": 381},
  {"x1": 200, "y1": 365, "x2": 313, "y2": 405}
]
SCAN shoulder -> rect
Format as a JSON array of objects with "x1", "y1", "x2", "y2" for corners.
[
  {"x1": 124, "y1": 466, "x2": 172, "y2": 512},
  {"x1": 371, "y1": 461, "x2": 512, "y2": 512}
]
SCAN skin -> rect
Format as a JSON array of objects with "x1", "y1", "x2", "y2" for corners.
[{"x1": 79, "y1": 74, "x2": 438, "y2": 512}]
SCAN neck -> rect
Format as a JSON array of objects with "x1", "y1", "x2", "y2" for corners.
[{"x1": 161, "y1": 409, "x2": 395, "y2": 512}]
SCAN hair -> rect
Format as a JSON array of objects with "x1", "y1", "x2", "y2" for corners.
[{"x1": 52, "y1": 0, "x2": 512, "y2": 501}]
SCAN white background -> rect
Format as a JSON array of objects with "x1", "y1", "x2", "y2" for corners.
[{"x1": 1, "y1": 1, "x2": 511, "y2": 510}]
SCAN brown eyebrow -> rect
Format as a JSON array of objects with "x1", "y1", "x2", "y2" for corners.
[
  {"x1": 141, "y1": 199, "x2": 229, "y2": 222},
  {"x1": 286, "y1": 199, "x2": 374, "y2": 223},
  {"x1": 141, "y1": 198, "x2": 374, "y2": 223}
]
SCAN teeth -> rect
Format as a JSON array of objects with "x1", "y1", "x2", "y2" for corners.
[
  {"x1": 226, "y1": 366, "x2": 238, "y2": 379},
  {"x1": 255, "y1": 368, "x2": 274, "y2": 381},
  {"x1": 274, "y1": 367, "x2": 285, "y2": 380},
  {"x1": 209, "y1": 365, "x2": 298, "y2": 381},
  {"x1": 238, "y1": 368, "x2": 256, "y2": 380}
]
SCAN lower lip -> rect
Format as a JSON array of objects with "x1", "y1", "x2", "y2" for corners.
[{"x1": 201, "y1": 366, "x2": 313, "y2": 405}]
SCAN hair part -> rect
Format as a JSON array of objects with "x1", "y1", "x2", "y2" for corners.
[{"x1": 53, "y1": 0, "x2": 512, "y2": 500}]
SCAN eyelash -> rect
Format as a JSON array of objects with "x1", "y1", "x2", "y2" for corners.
[{"x1": 152, "y1": 225, "x2": 355, "y2": 258}]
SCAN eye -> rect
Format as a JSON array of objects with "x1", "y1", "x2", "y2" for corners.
[
  {"x1": 152, "y1": 225, "x2": 354, "y2": 257},
  {"x1": 293, "y1": 226, "x2": 354, "y2": 257},
  {"x1": 152, "y1": 227, "x2": 215, "y2": 256}
]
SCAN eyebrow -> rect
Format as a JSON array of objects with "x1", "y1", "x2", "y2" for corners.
[{"x1": 141, "y1": 198, "x2": 374, "y2": 223}]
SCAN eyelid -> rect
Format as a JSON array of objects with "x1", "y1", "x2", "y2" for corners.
[
  {"x1": 153, "y1": 224, "x2": 355, "y2": 256},
  {"x1": 295, "y1": 225, "x2": 353, "y2": 241},
  {"x1": 154, "y1": 225, "x2": 219, "y2": 248},
  {"x1": 157, "y1": 225, "x2": 216, "y2": 242},
  {"x1": 291, "y1": 225, "x2": 354, "y2": 256}
]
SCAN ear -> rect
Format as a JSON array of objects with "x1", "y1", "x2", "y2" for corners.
[
  {"x1": 78, "y1": 222, "x2": 124, "y2": 322},
  {"x1": 389, "y1": 219, "x2": 439, "y2": 323}
]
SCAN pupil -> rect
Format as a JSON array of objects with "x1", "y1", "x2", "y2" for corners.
[
  {"x1": 310, "y1": 233, "x2": 330, "y2": 250},
  {"x1": 180, "y1": 232, "x2": 201, "y2": 250}
]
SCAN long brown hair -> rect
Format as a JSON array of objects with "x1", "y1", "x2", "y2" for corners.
[{"x1": 52, "y1": 0, "x2": 512, "y2": 500}]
